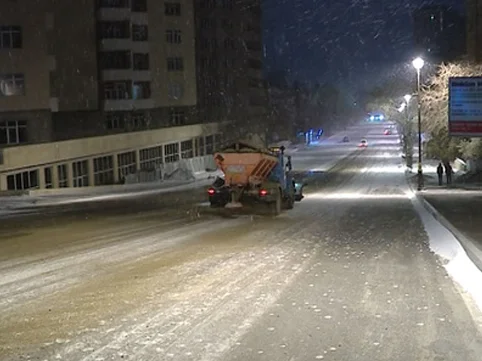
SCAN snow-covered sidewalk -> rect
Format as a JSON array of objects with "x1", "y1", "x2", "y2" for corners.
[
  {"x1": 0, "y1": 171, "x2": 223, "y2": 216},
  {"x1": 407, "y1": 166, "x2": 482, "y2": 312}
]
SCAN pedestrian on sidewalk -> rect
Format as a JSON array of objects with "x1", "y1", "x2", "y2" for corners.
[
  {"x1": 444, "y1": 162, "x2": 453, "y2": 185},
  {"x1": 437, "y1": 162, "x2": 444, "y2": 186}
]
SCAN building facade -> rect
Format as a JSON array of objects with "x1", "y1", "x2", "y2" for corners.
[
  {"x1": 194, "y1": 0, "x2": 267, "y2": 141},
  {"x1": 467, "y1": 0, "x2": 482, "y2": 62},
  {"x1": 413, "y1": 5, "x2": 466, "y2": 63},
  {"x1": 0, "y1": 0, "x2": 221, "y2": 191}
]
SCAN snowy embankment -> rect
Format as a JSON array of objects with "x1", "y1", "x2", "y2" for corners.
[
  {"x1": 0, "y1": 170, "x2": 223, "y2": 216},
  {"x1": 410, "y1": 190, "x2": 482, "y2": 313}
]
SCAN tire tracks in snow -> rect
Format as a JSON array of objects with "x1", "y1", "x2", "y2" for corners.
[{"x1": 45, "y1": 217, "x2": 325, "y2": 361}]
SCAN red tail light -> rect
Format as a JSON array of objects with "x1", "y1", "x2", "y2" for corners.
[
  {"x1": 259, "y1": 189, "x2": 268, "y2": 196},
  {"x1": 208, "y1": 188, "x2": 216, "y2": 195}
]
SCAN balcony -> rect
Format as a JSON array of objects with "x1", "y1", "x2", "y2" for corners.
[
  {"x1": 104, "y1": 98, "x2": 154, "y2": 111},
  {"x1": 102, "y1": 69, "x2": 151, "y2": 82},
  {"x1": 99, "y1": 38, "x2": 149, "y2": 53}
]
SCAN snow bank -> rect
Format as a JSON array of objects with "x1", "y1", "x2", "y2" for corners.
[{"x1": 410, "y1": 191, "x2": 482, "y2": 312}]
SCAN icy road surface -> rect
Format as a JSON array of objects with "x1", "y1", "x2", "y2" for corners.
[{"x1": 1, "y1": 123, "x2": 482, "y2": 361}]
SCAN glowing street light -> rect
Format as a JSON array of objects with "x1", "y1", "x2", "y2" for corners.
[
  {"x1": 412, "y1": 57, "x2": 425, "y2": 191},
  {"x1": 412, "y1": 57, "x2": 425, "y2": 71}
]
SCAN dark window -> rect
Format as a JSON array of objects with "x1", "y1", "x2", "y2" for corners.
[
  {"x1": 98, "y1": 21, "x2": 130, "y2": 39},
  {"x1": 202, "y1": 38, "x2": 217, "y2": 50},
  {"x1": 105, "y1": 113, "x2": 125, "y2": 129},
  {"x1": 118, "y1": 151, "x2": 137, "y2": 180},
  {"x1": 44, "y1": 167, "x2": 53, "y2": 189},
  {"x1": 130, "y1": 113, "x2": 148, "y2": 129},
  {"x1": 169, "y1": 109, "x2": 185, "y2": 126},
  {"x1": 201, "y1": 19, "x2": 216, "y2": 29},
  {"x1": 181, "y1": 140, "x2": 194, "y2": 159},
  {"x1": 224, "y1": 38, "x2": 235, "y2": 49},
  {"x1": 0, "y1": 73, "x2": 24, "y2": 96},
  {"x1": 93, "y1": 156, "x2": 114, "y2": 185},
  {"x1": 164, "y1": 143, "x2": 179, "y2": 163},
  {"x1": 6, "y1": 170, "x2": 38, "y2": 191},
  {"x1": 132, "y1": 24, "x2": 148, "y2": 41},
  {"x1": 165, "y1": 2, "x2": 181, "y2": 16},
  {"x1": 58, "y1": 164, "x2": 68, "y2": 188},
  {"x1": 103, "y1": 81, "x2": 131, "y2": 100},
  {"x1": 131, "y1": 0, "x2": 147, "y2": 12},
  {"x1": 166, "y1": 29, "x2": 182, "y2": 44},
  {"x1": 72, "y1": 160, "x2": 89, "y2": 187},
  {"x1": 205, "y1": 135, "x2": 214, "y2": 154},
  {"x1": 0, "y1": 120, "x2": 27, "y2": 145},
  {"x1": 0, "y1": 26, "x2": 22, "y2": 49},
  {"x1": 133, "y1": 53, "x2": 149, "y2": 70},
  {"x1": 167, "y1": 57, "x2": 184, "y2": 71},
  {"x1": 132, "y1": 81, "x2": 151, "y2": 99},
  {"x1": 97, "y1": 0, "x2": 129, "y2": 8},
  {"x1": 99, "y1": 51, "x2": 131, "y2": 69},
  {"x1": 140, "y1": 146, "x2": 163, "y2": 170}
]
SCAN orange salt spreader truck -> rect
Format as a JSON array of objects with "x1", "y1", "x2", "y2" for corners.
[{"x1": 207, "y1": 142, "x2": 302, "y2": 216}]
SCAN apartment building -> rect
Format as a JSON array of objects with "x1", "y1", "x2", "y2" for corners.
[
  {"x1": 413, "y1": 5, "x2": 466, "y2": 63},
  {"x1": 467, "y1": 0, "x2": 482, "y2": 62},
  {"x1": 0, "y1": 0, "x2": 220, "y2": 191},
  {"x1": 194, "y1": 0, "x2": 267, "y2": 140}
]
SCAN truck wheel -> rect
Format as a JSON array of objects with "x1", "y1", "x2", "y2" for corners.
[
  {"x1": 284, "y1": 195, "x2": 294, "y2": 209},
  {"x1": 270, "y1": 190, "x2": 282, "y2": 216}
]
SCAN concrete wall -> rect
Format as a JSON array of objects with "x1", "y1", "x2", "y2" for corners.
[{"x1": 0, "y1": 122, "x2": 218, "y2": 172}]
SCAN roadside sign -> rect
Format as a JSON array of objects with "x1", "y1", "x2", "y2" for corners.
[{"x1": 448, "y1": 77, "x2": 482, "y2": 137}]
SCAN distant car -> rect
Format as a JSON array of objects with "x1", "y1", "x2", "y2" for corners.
[
  {"x1": 384, "y1": 129, "x2": 392, "y2": 135},
  {"x1": 358, "y1": 139, "x2": 368, "y2": 147},
  {"x1": 368, "y1": 114, "x2": 384, "y2": 122}
]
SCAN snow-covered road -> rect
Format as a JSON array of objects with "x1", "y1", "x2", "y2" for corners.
[{"x1": 1, "y1": 122, "x2": 482, "y2": 361}]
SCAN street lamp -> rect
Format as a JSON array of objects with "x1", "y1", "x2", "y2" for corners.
[
  {"x1": 403, "y1": 94, "x2": 411, "y2": 123},
  {"x1": 412, "y1": 57, "x2": 425, "y2": 191}
]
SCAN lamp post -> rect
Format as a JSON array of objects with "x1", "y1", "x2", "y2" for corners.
[
  {"x1": 412, "y1": 57, "x2": 425, "y2": 191},
  {"x1": 404, "y1": 94, "x2": 411, "y2": 124},
  {"x1": 404, "y1": 94, "x2": 413, "y2": 168}
]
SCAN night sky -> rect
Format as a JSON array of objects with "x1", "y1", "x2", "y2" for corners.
[{"x1": 262, "y1": 0, "x2": 464, "y2": 96}]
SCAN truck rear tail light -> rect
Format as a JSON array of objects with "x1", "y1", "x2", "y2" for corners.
[
  {"x1": 208, "y1": 188, "x2": 216, "y2": 195},
  {"x1": 259, "y1": 189, "x2": 268, "y2": 197}
]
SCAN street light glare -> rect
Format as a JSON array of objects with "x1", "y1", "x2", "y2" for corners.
[{"x1": 412, "y1": 57, "x2": 425, "y2": 70}]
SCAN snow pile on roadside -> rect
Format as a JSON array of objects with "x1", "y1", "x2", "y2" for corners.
[{"x1": 411, "y1": 193, "x2": 482, "y2": 311}]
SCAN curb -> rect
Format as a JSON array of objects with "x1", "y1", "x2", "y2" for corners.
[{"x1": 405, "y1": 171, "x2": 482, "y2": 272}]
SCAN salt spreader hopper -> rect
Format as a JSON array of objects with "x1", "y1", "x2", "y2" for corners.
[{"x1": 208, "y1": 142, "x2": 298, "y2": 215}]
